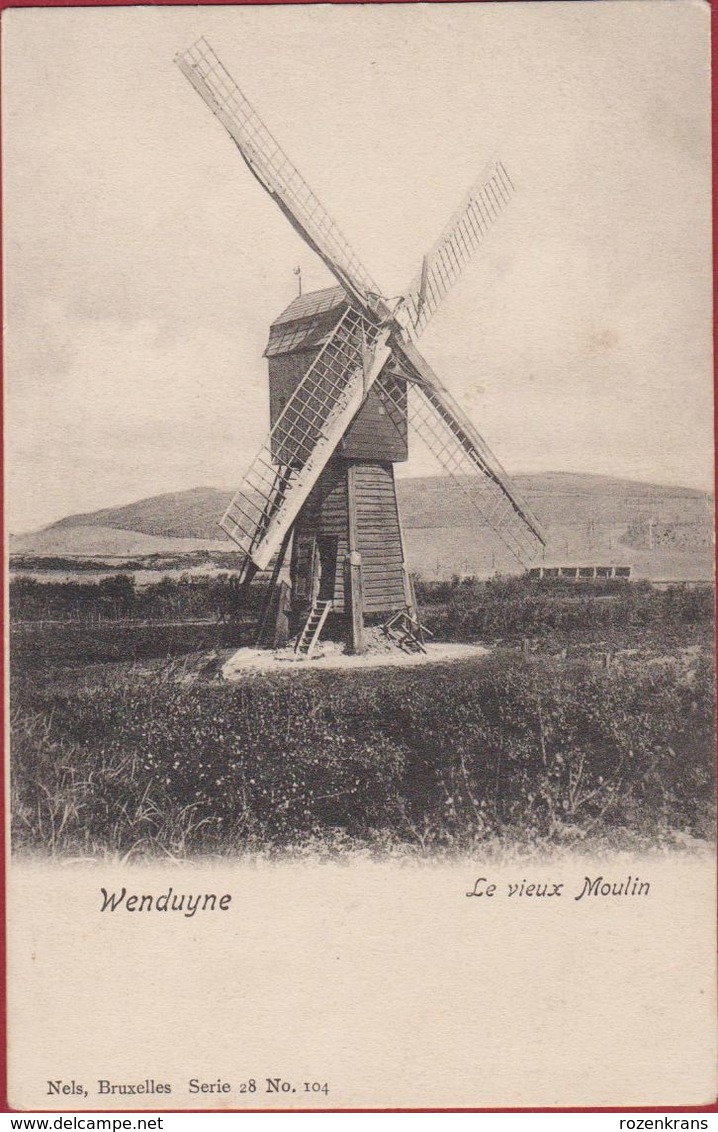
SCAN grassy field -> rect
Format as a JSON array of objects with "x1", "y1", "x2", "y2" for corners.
[{"x1": 9, "y1": 578, "x2": 715, "y2": 859}]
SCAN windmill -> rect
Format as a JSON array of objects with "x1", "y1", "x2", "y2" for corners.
[{"x1": 176, "y1": 38, "x2": 546, "y2": 657}]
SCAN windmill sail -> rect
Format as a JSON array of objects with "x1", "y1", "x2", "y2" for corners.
[
  {"x1": 175, "y1": 39, "x2": 380, "y2": 306},
  {"x1": 378, "y1": 341, "x2": 545, "y2": 564},
  {"x1": 402, "y1": 159, "x2": 516, "y2": 339}
]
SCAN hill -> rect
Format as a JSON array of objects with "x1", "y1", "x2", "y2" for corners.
[
  {"x1": 10, "y1": 473, "x2": 714, "y2": 582},
  {"x1": 46, "y1": 486, "x2": 235, "y2": 542},
  {"x1": 10, "y1": 523, "x2": 231, "y2": 558}
]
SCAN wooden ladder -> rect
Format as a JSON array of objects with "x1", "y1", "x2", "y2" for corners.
[
  {"x1": 382, "y1": 608, "x2": 432, "y2": 655},
  {"x1": 295, "y1": 600, "x2": 333, "y2": 659}
]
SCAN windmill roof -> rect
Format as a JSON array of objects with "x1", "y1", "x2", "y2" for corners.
[
  {"x1": 272, "y1": 285, "x2": 347, "y2": 327},
  {"x1": 265, "y1": 321, "x2": 331, "y2": 357},
  {"x1": 265, "y1": 285, "x2": 348, "y2": 358}
]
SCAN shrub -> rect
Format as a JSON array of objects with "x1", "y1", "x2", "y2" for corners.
[
  {"x1": 10, "y1": 651, "x2": 715, "y2": 857},
  {"x1": 419, "y1": 576, "x2": 714, "y2": 645}
]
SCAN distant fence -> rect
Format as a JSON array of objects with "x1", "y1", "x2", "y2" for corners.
[{"x1": 527, "y1": 565, "x2": 632, "y2": 582}]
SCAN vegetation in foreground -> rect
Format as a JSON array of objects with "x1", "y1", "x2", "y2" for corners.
[
  {"x1": 9, "y1": 575, "x2": 715, "y2": 858},
  {"x1": 11, "y1": 644, "x2": 715, "y2": 858}
]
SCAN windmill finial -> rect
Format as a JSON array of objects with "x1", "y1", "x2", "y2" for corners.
[{"x1": 293, "y1": 266, "x2": 302, "y2": 297}]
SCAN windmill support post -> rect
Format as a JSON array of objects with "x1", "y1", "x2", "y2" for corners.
[
  {"x1": 403, "y1": 566, "x2": 422, "y2": 641},
  {"x1": 344, "y1": 552, "x2": 365, "y2": 655},
  {"x1": 400, "y1": 540, "x2": 418, "y2": 622},
  {"x1": 272, "y1": 581, "x2": 292, "y2": 648},
  {"x1": 254, "y1": 527, "x2": 292, "y2": 646},
  {"x1": 344, "y1": 463, "x2": 366, "y2": 654}
]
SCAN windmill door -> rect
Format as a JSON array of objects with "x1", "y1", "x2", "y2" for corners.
[
  {"x1": 292, "y1": 533, "x2": 338, "y2": 608},
  {"x1": 289, "y1": 536, "x2": 319, "y2": 611},
  {"x1": 316, "y1": 536, "x2": 338, "y2": 601}
]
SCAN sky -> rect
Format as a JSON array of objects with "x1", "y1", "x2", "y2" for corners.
[{"x1": 3, "y1": 0, "x2": 713, "y2": 533}]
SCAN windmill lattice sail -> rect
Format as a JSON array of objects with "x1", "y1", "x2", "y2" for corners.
[
  {"x1": 402, "y1": 159, "x2": 516, "y2": 339},
  {"x1": 175, "y1": 38, "x2": 380, "y2": 304},
  {"x1": 221, "y1": 307, "x2": 391, "y2": 573},
  {"x1": 375, "y1": 371, "x2": 542, "y2": 565}
]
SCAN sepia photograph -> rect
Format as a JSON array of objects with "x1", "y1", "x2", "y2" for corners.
[{"x1": 3, "y1": 0, "x2": 716, "y2": 1112}]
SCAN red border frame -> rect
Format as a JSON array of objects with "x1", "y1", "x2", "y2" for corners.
[{"x1": 0, "y1": 0, "x2": 716, "y2": 1117}]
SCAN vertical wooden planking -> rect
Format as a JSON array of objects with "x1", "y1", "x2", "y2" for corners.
[
  {"x1": 289, "y1": 459, "x2": 412, "y2": 619},
  {"x1": 354, "y1": 462, "x2": 409, "y2": 613}
]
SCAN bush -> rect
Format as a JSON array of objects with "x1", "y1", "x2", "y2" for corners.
[
  {"x1": 10, "y1": 652, "x2": 715, "y2": 857},
  {"x1": 9, "y1": 622, "x2": 253, "y2": 670},
  {"x1": 9, "y1": 573, "x2": 270, "y2": 624},
  {"x1": 419, "y1": 576, "x2": 714, "y2": 645}
]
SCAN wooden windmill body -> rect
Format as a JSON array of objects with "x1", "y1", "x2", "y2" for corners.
[
  {"x1": 176, "y1": 38, "x2": 547, "y2": 656},
  {"x1": 266, "y1": 285, "x2": 410, "y2": 627}
]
